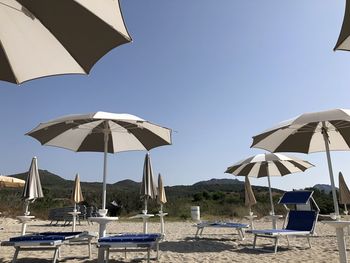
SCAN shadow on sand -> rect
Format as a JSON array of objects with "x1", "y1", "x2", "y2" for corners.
[{"x1": 159, "y1": 237, "x2": 236, "y2": 253}]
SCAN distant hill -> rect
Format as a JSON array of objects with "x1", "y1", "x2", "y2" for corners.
[
  {"x1": 113, "y1": 179, "x2": 140, "y2": 190},
  {"x1": 9, "y1": 169, "x2": 70, "y2": 187},
  {"x1": 313, "y1": 184, "x2": 336, "y2": 194},
  {"x1": 193, "y1": 178, "x2": 243, "y2": 186}
]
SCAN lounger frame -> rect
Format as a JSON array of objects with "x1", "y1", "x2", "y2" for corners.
[
  {"x1": 97, "y1": 234, "x2": 161, "y2": 263},
  {"x1": 1, "y1": 232, "x2": 95, "y2": 263},
  {"x1": 195, "y1": 222, "x2": 249, "y2": 240}
]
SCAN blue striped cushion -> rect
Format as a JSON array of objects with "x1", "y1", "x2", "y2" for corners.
[{"x1": 99, "y1": 234, "x2": 160, "y2": 243}]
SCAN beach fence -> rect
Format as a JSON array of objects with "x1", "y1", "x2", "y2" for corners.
[{"x1": 191, "y1": 206, "x2": 200, "y2": 221}]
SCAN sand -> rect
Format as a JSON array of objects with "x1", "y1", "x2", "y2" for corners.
[{"x1": 0, "y1": 216, "x2": 344, "y2": 262}]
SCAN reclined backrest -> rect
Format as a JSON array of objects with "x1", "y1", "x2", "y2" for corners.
[{"x1": 285, "y1": 210, "x2": 317, "y2": 232}]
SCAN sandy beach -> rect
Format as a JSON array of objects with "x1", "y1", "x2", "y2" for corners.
[{"x1": 0, "y1": 216, "x2": 344, "y2": 262}]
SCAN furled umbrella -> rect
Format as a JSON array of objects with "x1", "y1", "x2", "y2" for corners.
[
  {"x1": 339, "y1": 172, "x2": 350, "y2": 215},
  {"x1": 0, "y1": 175, "x2": 25, "y2": 188},
  {"x1": 157, "y1": 173, "x2": 167, "y2": 211},
  {"x1": 334, "y1": 0, "x2": 350, "y2": 51},
  {"x1": 20, "y1": 156, "x2": 43, "y2": 235},
  {"x1": 70, "y1": 173, "x2": 84, "y2": 231},
  {"x1": 157, "y1": 173, "x2": 167, "y2": 237},
  {"x1": 0, "y1": 0, "x2": 131, "y2": 84},
  {"x1": 26, "y1": 112, "x2": 172, "y2": 241},
  {"x1": 140, "y1": 153, "x2": 157, "y2": 214},
  {"x1": 225, "y1": 153, "x2": 314, "y2": 228},
  {"x1": 22, "y1": 157, "x2": 44, "y2": 215},
  {"x1": 251, "y1": 108, "x2": 350, "y2": 262},
  {"x1": 244, "y1": 176, "x2": 257, "y2": 215}
]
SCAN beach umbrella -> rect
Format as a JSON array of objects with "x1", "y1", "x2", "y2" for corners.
[
  {"x1": 140, "y1": 153, "x2": 157, "y2": 214},
  {"x1": 225, "y1": 153, "x2": 313, "y2": 216},
  {"x1": 157, "y1": 173, "x2": 167, "y2": 211},
  {"x1": 22, "y1": 157, "x2": 44, "y2": 216},
  {"x1": 26, "y1": 112, "x2": 172, "y2": 216},
  {"x1": 334, "y1": 0, "x2": 350, "y2": 51},
  {"x1": 339, "y1": 172, "x2": 350, "y2": 215},
  {"x1": 71, "y1": 173, "x2": 84, "y2": 209},
  {"x1": 251, "y1": 108, "x2": 350, "y2": 218},
  {"x1": 0, "y1": 0, "x2": 131, "y2": 84},
  {"x1": 244, "y1": 176, "x2": 257, "y2": 214},
  {"x1": 0, "y1": 175, "x2": 25, "y2": 188},
  {"x1": 157, "y1": 173, "x2": 167, "y2": 237},
  {"x1": 251, "y1": 109, "x2": 350, "y2": 263},
  {"x1": 70, "y1": 173, "x2": 84, "y2": 231}
]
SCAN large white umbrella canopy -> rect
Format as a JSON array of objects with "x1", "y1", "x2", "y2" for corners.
[
  {"x1": 22, "y1": 157, "x2": 44, "y2": 215},
  {"x1": 251, "y1": 108, "x2": 350, "y2": 217},
  {"x1": 225, "y1": 153, "x2": 314, "y2": 215},
  {"x1": 0, "y1": 175, "x2": 25, "y2": 188},
  {"x1": 334, "y1": 0, "x2": 350, "y2": 51},
  {"x1": 0, "y1": 0, "x2": 131, "y2": 84},
  {"x1": 140, "y1": 153, "x2": 157, "y2": 213},
  {"x1": 26, "y1": 111, "x2": 172, "y2": 214}
]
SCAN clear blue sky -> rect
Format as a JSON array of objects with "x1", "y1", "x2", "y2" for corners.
[{"x1": 1, "y1": 0, "x2": 350, "y2": 191}]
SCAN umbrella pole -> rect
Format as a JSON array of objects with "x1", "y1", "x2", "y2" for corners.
[
  {"x1": 345, "y1": 204, "x2": 348, "y2": 215},
  {"x1": 322, "y1": 122, "x2": 340, "y2": 218},
  {"x1": 101, "y1": 121, "x2": 109, "y2": 216},
  {"x1": 267, "y1": 174, "x2": 275, "y2": 216},
  {"x1": 144, "y1": 198, "x2": 148, "y2": 214}
]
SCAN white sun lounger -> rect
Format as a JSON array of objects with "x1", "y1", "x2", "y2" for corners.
[
  {"x1": 97, "y1": 233, "x2": 161, "y2": 263},
  {"x1": 1, "y1": 231, "x2": 95, "y2": 263},
  {"x1": 247, "y1": 191, "x2": 319, "y2": 253},
  {"x1": 195, "y1": 222, "x2": 249, "y2": 240}
]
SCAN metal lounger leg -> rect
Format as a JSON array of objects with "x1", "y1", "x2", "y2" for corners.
[
  {"x1": 200, "y1": 227, "x2": 204, "y2": 235},
  {"x1": 253, "y1": 234, "x2": 257, "y2": 249},
  {"x1": 237, "y1": 229, "x2": 245, "y2": 241},
  {"x1": 106, "y1": 248, "x2": 109, "y2": 263},
  {"x1": 274, "y1": 237, "x2": 279, "y2": 254},
  {"x1": 286, "y1": 236, "x2": 290, "y2": 247},
  {"x1": 52, "y1": 248, "x2": 59, "y2": 263},
  {"x1": 88, "y1": 238, "x2": 92, "y2": 259},
  {"x1": 156, "y1": 242, "x2": 159, "y2": 260},
  {"x1": 195, "y1": 227, "x2": 200, "y2": 237},
  {"x1": 12, "y1": 247, "x2": 20, "y2": 263},
  {"x1": 307, "y1": 235, "x2": 311, "y2": 248},
  {"x1": 147, "y1": 248, "x2": 151, "y2": 263}
]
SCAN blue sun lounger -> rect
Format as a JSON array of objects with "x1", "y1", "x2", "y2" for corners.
[
  {"x1": 97, "y1": 233, "x2": 161, "y2": 263},
  {"x1": 1, "y1": 231, "x2": 95, "y2": 263},
  {"x1": 195, "y1": 221, "x2": 249, "y2": 240},
  {"x1": 247, "y1": 191, "x2": 319, "y2": 253}
]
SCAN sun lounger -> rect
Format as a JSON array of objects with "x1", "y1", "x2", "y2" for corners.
[
  {"x1": 97, "y1": 233, "x2": 161, "y2": 263},
  {"x1": 247, "y1": 191, "x2": 319, "y2": 253},
  {"x1": 195, "y1": 221, "x2": 249, "y2": 240},
  {"x1": 1, "y1": 231, "x2": 96, "y2": 263}
]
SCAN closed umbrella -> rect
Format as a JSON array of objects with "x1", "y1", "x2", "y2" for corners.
[
  {"x1": 225, "y1": 153, "x2": 313, "y2": 220},
  {"x1": 0, "y1": 175, "x2": 25, "y2": 188},
  {"x1": 157, "y1": 173, "x2": 167, "y2": 237},
  {"x1": 244, "y1": 176, "x2": 257, "y2": 214},
  {"x1": 19, "y1": 157, "x2": 43, "y2": 235},
  {"x1": 140, "y1": 153, "x2": 157, "y2": 214},
  {"x1": 22, "y1": 157, "x2": 44, "y2": 215},
  {"x1": 251, "y1": 108, "x2": 350, "y2": 262},
  {"x1": 0, "y1": 0, "x2": 131, "y2": 84},
  {"x1": 70, "y1": 173, "x2": 84, "y2": 231},
  {"x1": 339, "y1": 172, "x2": 350, "y2": 215},
  {"x1": 71, "y1": 173, "x2": 84, "y2": 207},
  {"x1": 157, "y1": 173, "x2": 167, "y2": 210},
  {"x1": 334, "y1": 0, "x2": 350, "y2": 51}
]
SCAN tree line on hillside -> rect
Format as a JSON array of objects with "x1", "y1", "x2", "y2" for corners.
[{"x1": 0, "y1": 182, "x2": 339, "y2": 220}]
